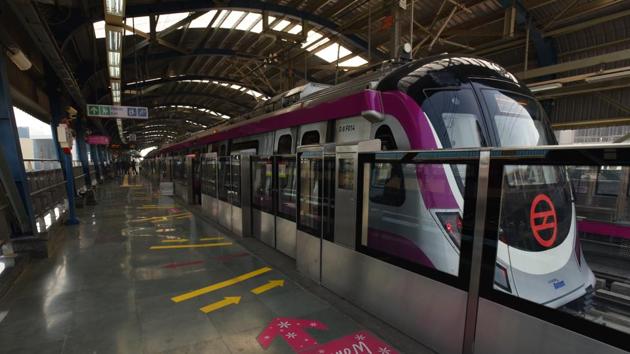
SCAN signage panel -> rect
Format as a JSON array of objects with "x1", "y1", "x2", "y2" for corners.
[
  {"x1": 87, "y1": 104, "x2": 149, "y2": 119},
  {"x1": 86, "y1": 135, "x2": 111, "y2": 145}
]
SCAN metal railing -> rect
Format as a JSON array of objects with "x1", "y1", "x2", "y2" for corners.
[{"x1": 23, "y1": 159, "x2": 67, "y2": 218}]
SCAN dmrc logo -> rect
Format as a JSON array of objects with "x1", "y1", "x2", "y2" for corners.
[{"x1": 529, "y1": 194, "x2": 558, "y2": 248}]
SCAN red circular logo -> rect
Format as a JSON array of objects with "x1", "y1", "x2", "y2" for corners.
[{"x1": 529, "y1": 194, "x2": 558, "y2": 248}]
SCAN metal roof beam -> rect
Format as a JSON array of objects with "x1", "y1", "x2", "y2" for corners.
[{"x1": 126, "y1": 11, "x2": 208, "y2": 58}]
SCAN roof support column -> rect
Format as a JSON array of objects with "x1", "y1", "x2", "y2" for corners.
[
  {"x1": 0, "y1": 52, "x2": 34, "y2": 235},
  {"x1": 90, "y1": 143, "x2": 103, "y2": 183},
  {"x1": 390, "y1": 0, "x2": 403, "y2": 59},
  {"x1": 74, "y1": 115, "x2": 92, "y2": 188},
  {"x1": 46, "y1": 70, "x2": 79, "y2": 225}
]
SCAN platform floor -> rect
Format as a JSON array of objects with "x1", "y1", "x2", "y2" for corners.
[{"x1": 0, "y1": 179, "x2": 430, "y2": 354}]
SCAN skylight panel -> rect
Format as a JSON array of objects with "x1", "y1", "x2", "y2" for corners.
[
  {"x1": 339, "y1": 55, "x2": 368, "y2": 67},
  {"x1": 302, "y1": 30, "x2": 328, "y2": 50},
  {"x1": 287, "y1": 24, "x2": 302, "y2": 34},
  {"x1": 315, "y1": 43, "x2": 352, "y2": 63},
  {"x1": 124, "y1": 16, "x2": 151, "y2": 35},
  {"x1": 236, "y1": 13, "x2": 262, "y2": 31},
  {"x1": 219, "y1": 10, "x2": 245, "y2": 29},
  {"x1": 93, "y1": 21, "x2": 106, "y2": 39},
  {"x1": 189, "y1": 10, "x2": 217, "y2": 28},
  {"x1": 156, "y1": 12, "x2": 190, "y2": 31},
  {"x1": 272, "y1": 19, "x2": 291, "y2": 31},
  {"x1": 211, "y1": 10, "x2": 228, "y2": 28}
]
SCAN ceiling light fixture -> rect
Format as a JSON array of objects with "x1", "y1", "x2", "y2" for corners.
[
  {"x1": 584, "y1": 70, "x2": 630, "y2": 83},
  {"x1": 528, "y1": 82, "x2": 562, "y2": 92}
]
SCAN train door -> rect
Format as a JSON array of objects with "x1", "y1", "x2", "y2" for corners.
[
  {"x1": 184, "y1": 155, "x2": 197, "y2": 204},
  {"x1": 229, "y1": 150, "x2": 254, "y2": 237},
  {"x1": 251, "y1": 155, "x2": 275, "y2": 247},
  {"x1": 332, "y1": 140, "x2": 381, "y2": 248},
  {"x1": 296, "y1": 144, "x2": 335, "y2": 283},
  {"x1": 201, "y1": 152, "x2": 219, "y2": 221},
  {"x1": 217, "y1": 155, "x2": 232, "y2": 230},
  {"x1": 191, "y1": 154, "x2": 201, "y2": 204}
]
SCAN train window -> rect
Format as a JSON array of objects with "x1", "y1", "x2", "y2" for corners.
[
  {"x1": 422, "y1": 89, "x2": 485, "y2": 148},
  {"x1": 374, "y1": 125, "x2": 397, "y2": 150},
  {"x1": 229, "y1": 156, "x2": 241, "y2": 207},
  {"x1": 301, "y1": 131, "x2": 320, "y2": 145},
  {"x1": 232, "y1": 140, "x2": 259, "y2": 153},
  {"x1": 276, "y1": 157, "x2": 297, "y2": 221},
  {"x1": 491, "y1": 162, "x2": 630, "y2": 339},
  {"x1": 323, "y1": 156, "x2": 335, "y2": 241},
  {"x1": 362, "y1": 162, "x2": 468, "y2": 277},
  {"x1": 218, "y1": 157, "x2": 229, "y2": 201},
  {"x1": 252, "y1": 158, "x2": 273, "y2": 212},
  {"x1": 369, "y1": 162, "x2": 404, "y2": 207},
  {"x1": 482, "y1": 90, "x2": 553, "y2": 147},
  {"x1": 338, "y1": 159, "x2": 354, "y2": 190},
  {"x1": 202, "y1": 158, "x2": 217, "y2": 197},
  {"x1": 277, "y1": 134, "x2": 292, "y2": 154},
  {"x1": 298, "y1": 156, "x2": 322, "y2": 235},
  {"x1": 595, "y1": 166, "x2": 623, "y2": 196}
]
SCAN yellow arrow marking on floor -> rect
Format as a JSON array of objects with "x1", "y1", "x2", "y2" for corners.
[
  {"x1": 200, "y1": 296, "x2": 241, "y2": 314},
  {"x1": 132, "y1": 212, "x2": 191, "y2": 223},
  {"x1": 150, "y1": 242, "x2": 232, "y2": 250},
  {"x1": 251, "y1": 280, "x2": 285, "y2": 295},
  {"x1": 171, "y1": 266, "x2": 272, "y2": 303},
  {"x1": 199, "y1": 237, "x2": 224, "y2": 241}
]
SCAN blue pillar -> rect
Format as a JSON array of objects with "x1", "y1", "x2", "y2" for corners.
[
  {"x1": 46, "y1": 74, "x2": 79, "y2": 225},
  {"x1": 0, "y1": 52, "x2": 35, "y2": 234},
  {"x1": 75, "y1": 115, "x2": 92, "y2": 187},
  {"x1": 91, "y1": 144, "x2": 103, "y2": 182}
]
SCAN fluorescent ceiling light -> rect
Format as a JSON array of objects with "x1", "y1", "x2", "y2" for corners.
[
  {"x1": 156, "y1": 12, "x2": 190, "y2": 31},
  {"x1": 585, "y1": 70, "x2": 630, "y2": 83},
  {"x1": 339, "y1": 56, "x2": 368, "y2": 67},
  {"x1": 272, "y1": 19, "x2": 291, "y2": 31},
  {"x1": 107, "y1": 51, "x2": 121, "y2": 66},
  {"x1": 111, "y1": 80, "x2": 121, "y2": 91},
  {"x1": 189, "y1": 10, "x2": 218, "y2": 28},
  {"x1": 528, "y1": 82, "x2": 562, "y2": 92},
  {"x1": 287, "y1": 24, "x2": 302, "y2": 34},
  {"x1": 109, "y1": 66, "x2": 120, "y2": 78},
  {"x1": 220, "y1": 10, "x2": 246, "y2": 29},
  {"x1": 105, "y1": 0, "x2": 125, "y2": 17},
  {"x1": 315, "y1": 43, "x2": 351, "y2": 63},
  {"x1": 236, "y1": 13, "x2": 261, "y2": 31},
  {"x1": 106, "y1": 26, "x2": 122, "y2": 51}
]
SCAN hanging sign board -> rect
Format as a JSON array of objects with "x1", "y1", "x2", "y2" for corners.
[
  {"x1": 86, "y1": 135, "x2": 111, "y2": 145},
  {"x1": 87, "y1": 104, "x2": 149, "y2": 119}
]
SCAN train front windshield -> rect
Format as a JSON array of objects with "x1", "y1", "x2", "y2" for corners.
[{"x1": 422, "y1": 84, "x2": 573, "y2": 251}]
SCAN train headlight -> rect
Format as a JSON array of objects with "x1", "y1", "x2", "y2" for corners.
[
  {"x1": 436, "y1": 212, "x2": 463, "y2": 249},
  {"x1": 494, "y1": 263, "x2": 511, "y2": 292}
]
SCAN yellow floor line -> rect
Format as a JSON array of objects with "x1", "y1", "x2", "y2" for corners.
[
  {"x1": 160, "y1": 238, "x2": 189, "y2": 243},
  {"x1": 171, "y1": 267, "x2": 272, "y2": 303},
  {"x1": 199, "y1": 237, "x2": 224, "y2": 241},
  {"x1": 150, "y1": 242, "x2": 233, "y2": 250}
]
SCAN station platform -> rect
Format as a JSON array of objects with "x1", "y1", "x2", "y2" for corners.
[{"x1": 0, "y1": 178, "x2": 427, "y2": 354}]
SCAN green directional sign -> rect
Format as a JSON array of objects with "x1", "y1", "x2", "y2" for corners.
[{"x1": 86, "y1": 104, "x2": 149, "y2": 119}]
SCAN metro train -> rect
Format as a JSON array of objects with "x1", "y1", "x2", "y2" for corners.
[{"x1": 146, "y1": 54, "x2": 595, "y2": 311}]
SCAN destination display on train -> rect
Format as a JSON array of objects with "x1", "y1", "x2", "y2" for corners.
[{"x1": 87, "y1": 104, "x2": 149, "y2": 119}]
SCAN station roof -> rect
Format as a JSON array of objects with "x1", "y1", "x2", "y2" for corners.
[{"x1": 4, "y1": 0, "x2": 630, "y2": 147}]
